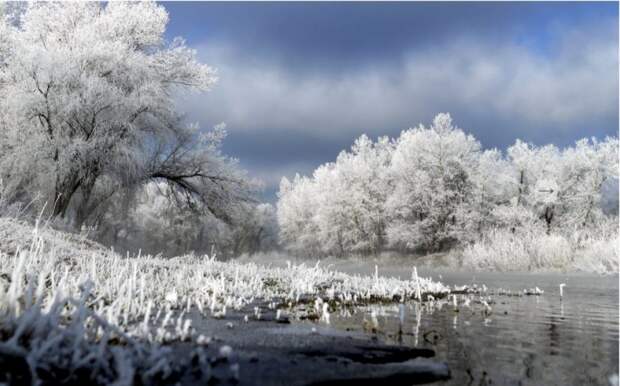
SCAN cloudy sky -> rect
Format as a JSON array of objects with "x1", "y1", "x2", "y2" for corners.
[{"x1": 163, "y1": 2, "x2": 619, "y2": 202}]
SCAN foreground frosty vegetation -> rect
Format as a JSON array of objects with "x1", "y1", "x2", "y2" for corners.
[{"x1": 0, "y1": 217, "x2": 448, "y2": 384}]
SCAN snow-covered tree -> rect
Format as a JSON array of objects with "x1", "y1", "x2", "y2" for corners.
[
  {"x1": 277, "y1": 174, "x2": 322, "y2": 255},
  {"x1": 277, "y1": 135, "x2": 393, "y2": 256},
  {"x1": 385, "y1": 113, "x2": 480, "y2": 252},
  {"x1": 96, "y1": 181, "x2": 277, "y2": 257},
  {"x1": 314, "y1": 135, "x2": 393, "y2": 255},
  {"x1": 556, "y1": 137, "x2": 618, "y2": 228},
  {"x1": 276, "y1": 112, "x2": 618, "y2": 258},
  {"x1": 506, "y1": 140, "x2": 562, "y2": 233},
  {"x1": 505, "y1": 137, "x2": 618, "y2": 234},
  {"x1": 227, "y1": 203, "x2": 279, "y2": 256},
  {"x1": 307, "y1": 163, "x2": 348, "y2": 255},
  {"x1": 0, "y1": 2, "x2": 251, "y2": 228},
  {"x1": 468, "y1": 149, "x2": 514, "y2": 237}
]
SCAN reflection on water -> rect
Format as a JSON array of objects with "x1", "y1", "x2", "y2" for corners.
[{"x1": 328, "y1": 271, "x2": 619, "y2": 386}]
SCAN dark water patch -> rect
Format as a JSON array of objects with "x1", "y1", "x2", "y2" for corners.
[
  {"x1": 297, "y1": 345, "x2": 434, "y2": 364},
  {"x1": 307, "y1": 358, "x2": 450, "y2": 385},
  {"x1": 186, "y1": 304, "x2": 451, "y2": 385}
]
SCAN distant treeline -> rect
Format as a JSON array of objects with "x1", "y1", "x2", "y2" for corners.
[{"x1": 277, "y1": 113, "x2": 619, "y2": 257}]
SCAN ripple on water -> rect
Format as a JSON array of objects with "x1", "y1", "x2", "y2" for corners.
[{"x1": 327, "y1": 272, "x2": 618, "y2": 386}]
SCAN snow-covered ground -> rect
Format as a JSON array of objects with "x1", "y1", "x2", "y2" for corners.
[{"x1": 0, "y1": 217, "x2": 448, "y2": 384}]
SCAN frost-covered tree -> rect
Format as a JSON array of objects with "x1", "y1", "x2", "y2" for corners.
[
  {"x1": 506, "y1": 140, "x2": 562, "y2": 233},
  {"x1": 385, "y1": 113, "x2": 480, "y2": 252},
  {"x1": 123, "y1": 182, "x2": 206, "y2": 255},
  {"x1": 276, "y1": 112, "x2": 618, "y2": 258},
  {"x1": 0, "y1": 2, "x2": 251, "y2": 228},
  {"x1": 97, "y1": 182, "x2": 276, "y2": 257},
  {"x1": 278, "y1": 114, "x2": 484, "y2": 255},
  {"x1": 227, "y1": 203, "x2": 279, "y2": 256},
  {"x1": 315, "y1": 135, "x2": 392, "y2": 255},
  {"x1": 277, "y1": 135, "x2": 392, "y2": 256},
  {"x1": 505, "y1": 137, "x2": 618, "y2": 233},
  {"x1": 277, "y1": 174, "x2": 322, "y2": 254},
  {"x1": 467, "y1": 149, "x2": 515, "y2": 237},
  {"x1": 305, "y1": 164, "x2": 347, "y2": 254},
  {"x1": 556, "y1": 137, "x2": 618, "y2": 228}
]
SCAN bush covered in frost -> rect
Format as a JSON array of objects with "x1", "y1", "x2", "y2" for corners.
[{"x1": 460, "y1": 223, "x2": 619, "y2": 273}]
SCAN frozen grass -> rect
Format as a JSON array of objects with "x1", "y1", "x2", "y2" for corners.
[
  {"x1": 460, "y1": 227, "x2": 619, "y2": 273},
  {"x1": 0, "y1": 217, "x2": 448, "y2": 384},
  {"x1": 0, "y1": 220, "x2": 226, "y2": 385}
]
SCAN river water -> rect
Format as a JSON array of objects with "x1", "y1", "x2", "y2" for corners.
[{"x1": 322, "y1": 261, "x2": 619, "y2": 386}]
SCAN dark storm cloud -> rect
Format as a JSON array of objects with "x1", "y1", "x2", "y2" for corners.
[
  {"x1": 164, "y1": 2, "x2": 619, "y2": 202},
  {"x1": 165, "y1": 2, "x2": 616, "y2": 71}
]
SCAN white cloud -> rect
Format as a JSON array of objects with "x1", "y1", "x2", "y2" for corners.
[{"x1": 178, "y1": 23, "x2": 617, "y2": 142}]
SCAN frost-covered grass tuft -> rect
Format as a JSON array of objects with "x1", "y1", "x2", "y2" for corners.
[
  {"x1": 0, "y1": 217, "x2": 448, "y2": 384},
  {"x1": 460, "y1": 227, "x2": 619, "y2": 273},
  {"x1": 0, "y1": 221, "x2": 227, "y2": 385}
]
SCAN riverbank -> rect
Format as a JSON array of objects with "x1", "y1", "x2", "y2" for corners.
[{"x1": 0, "y1": 217, "x2": 451, "y2": 385}]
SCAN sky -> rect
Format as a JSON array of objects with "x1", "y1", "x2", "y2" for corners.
[{"x1": 163, "y1": 2, "x2": 619, "y2": 202}]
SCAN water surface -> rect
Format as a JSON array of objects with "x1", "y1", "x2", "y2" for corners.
[{"x1": 326, "y1": 264, "x2": 619, "y2": 386}]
